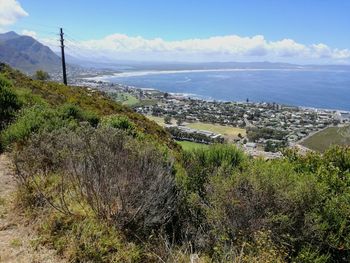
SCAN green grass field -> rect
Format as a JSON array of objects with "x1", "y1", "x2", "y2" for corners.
[
  {"x1": 121, "y1": 94, "x2": 139, "y2": 106},
  {"x1": 301, "y1": 125, "x2": 350, "y2": 152},
  {"x1": 186, "y1": 122, "x2": 246, "y2": 139},
  {"x1": 133, "y1": 99, "x2": 158, "y2": 107},
  {"x1": 146, "y1": 116, "x2": 246, "y2": 140},
  {"x1": 176, "y1": 140, "x2": 209, "y2": 151},
  {"x1": 111, "y1": 92, "x2": 139, "y2": 106},
  {"x1": 146, "y1": 115, "x2": 177, "y2": 125}
]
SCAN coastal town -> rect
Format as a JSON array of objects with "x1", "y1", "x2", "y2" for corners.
[{"x1": 75, "y1": 77, "x2": 349, "y2": 158}]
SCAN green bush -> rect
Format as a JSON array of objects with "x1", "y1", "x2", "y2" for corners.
[
  {"x1": 172, "y1": 146, "x2": 350, "y2": 261},
  {"x1": 1, "y1": 104, "x2": 99, "y2": 150},
  {"x1": 59, "y1": 103, "x2": 100, "y2": 127},
  {"x1": 180, "y1": 144, "x2": 246, "y2": 196},
  {"x1": 2, "y1": 105, "x2": 56, "y2": 148},
  {"x1": 1, "y1": 105, "x2": 68, "y2": 148},
  {"x1": 0, "y1": 74, "x2": 21, "y2": 130},
  {"x1": 33, "y1": 70, "x2": 50, "y2": 81},
  {"x1": 202, "y1": 159, "x2": 322, "y2": 258},
  {"x1": 100, "y1": 115, "x2": 135, "y2": 132}
]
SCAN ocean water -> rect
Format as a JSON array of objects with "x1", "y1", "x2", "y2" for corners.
[{"x1": 102, "y1": 69, "x2": 350, "y2": 111}]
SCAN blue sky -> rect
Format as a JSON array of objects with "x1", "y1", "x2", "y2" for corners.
[{"x1": 1, "y1": 0, "x2": 350, "y2": 63}]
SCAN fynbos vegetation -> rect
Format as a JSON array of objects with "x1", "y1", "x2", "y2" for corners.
[{"x1": 1, "y1": 65, "x2": 350, "y2": 262}]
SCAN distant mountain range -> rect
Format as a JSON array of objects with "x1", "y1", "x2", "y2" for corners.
[
  {"x1": 1, "y1": 31, "x2": 349, "y2": 75},
  {"x1": 65, "y1": 58, "x2": 350, "y2": 72},
  {"x1": 0, "y1": 31, "x2": 61, "y2": 74}
]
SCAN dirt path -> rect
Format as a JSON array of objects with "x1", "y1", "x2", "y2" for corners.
[{"x1": 0, "y1": 154, "x2": 65, "y2": 263}]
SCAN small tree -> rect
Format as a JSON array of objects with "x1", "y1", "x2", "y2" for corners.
[
  {"x1": 264, "y1": 140, "x2": 275, "y2": 152},
  {"x1": 34, "y1": 70, "x2": 50, "y2": 81},
  {"x1": 176, "y1": 117, "x2": 184, "y2": 126},
  {"x1": 164, "y1": 115, "x2": 172, "y2": 125}
]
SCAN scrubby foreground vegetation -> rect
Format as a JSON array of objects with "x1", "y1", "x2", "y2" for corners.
[{"x1": 1, "y1": 64, "x2": 350, "y2": 262}]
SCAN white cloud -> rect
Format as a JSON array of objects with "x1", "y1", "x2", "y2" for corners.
[
  {"x1": 0, "y1": 0, "x2": 28, "y2": 27},
  {"x1": 21, "y1": 29, "x2": 36, "y2": 38},
  {"x1": 41, "y1": 33, "x2": 350, "y2": 64}
]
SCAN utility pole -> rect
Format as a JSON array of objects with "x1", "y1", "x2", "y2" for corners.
[{"x1": 60, "y1": 28, "x2": 67, "y2": 85}]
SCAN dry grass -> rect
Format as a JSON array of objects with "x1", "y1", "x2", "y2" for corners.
[
  {"x1": 187, "y1": 122, "x2": 246, "y2": 139},
  {"x1": 146, "y1": 115, "x2": 246, "y2": 140}
]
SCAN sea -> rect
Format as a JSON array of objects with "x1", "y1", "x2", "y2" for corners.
[{"x1": 97, "y1": 69, "x2": 350, "y2": 111}]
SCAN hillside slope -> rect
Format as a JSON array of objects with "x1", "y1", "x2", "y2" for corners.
[
  {"x1": 1, "y1": 63, "x2": 350, "y2": 262},
  {"x1": 0, "y1": 63, "x2": 177, "y2": 150},
  {"x1": 301, "y1": 125, "x2": 350, "y2": 152}
]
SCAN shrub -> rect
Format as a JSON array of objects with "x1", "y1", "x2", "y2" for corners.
[
  {"x1": 59, "y1": 103, "x2": 100, "y2": 127},
  {"x1": 1, "y1": 105, "x2": 58, "y2": 148},
  {"x1": 100, "y1": 115, "x2": 135, "y2": 132},
  {"x1": 203, "y1": 159, "x2": 322, "y2": 253},
  {"x1": 174, "y1": 144, "x2": 247, "y2": 257},
  {"x1": 180, "y1": 144, "x2": 246, "y2": 196},
  {"x1": 183, "y1": 151, "x2": 350, "y2": 262},
  {"x1": 0, "y1": 74, "x2": 21, "y2": 130},
  {"x1": 33, "y1": 70, "x2": 50, "y2": 81},
  {"x1": 1, "y1": 105, "x2": 71, "y2": 149},
  {"x1": 14, "y1": 125, "x2": 178, "y2": 236},
  {"x1": 164, "y1": 115, "x2": 172, "y2": 124},
  {"x1": 1, "y1": 104, "x2": 100, "y2": 150}
]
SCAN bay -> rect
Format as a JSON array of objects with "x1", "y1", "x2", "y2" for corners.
[{"x1": 101, "y1": 69, "x2": 350, "y2": 111}]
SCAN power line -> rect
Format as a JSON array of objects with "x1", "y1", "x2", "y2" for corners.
[
  {"x1": 8, "y1": 25, "x2": 58, "y2": 37},
  {"x1": 15, "y1": 22, "x2": 59, "y2": 30},
  {"x1": 64, "y1": 29, "x2": 87, "y2": 42}
]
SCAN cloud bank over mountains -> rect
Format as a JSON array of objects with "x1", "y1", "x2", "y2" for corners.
[
  {"x1": 41, "y1": 33, "x2": 350, "y2": 64},
  {"x1": 0, "y1": 0, "x2": 27, "y2": 30},
  {"x1": 1, "y1": 0, "x2": 349, "y2": 64}
]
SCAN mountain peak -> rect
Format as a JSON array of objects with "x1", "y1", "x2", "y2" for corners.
[
  {"x1": 0, "y1": 31, "x2": 61, "y2": 73},
  {"x1": 0, "y1": 31, "x2": 20, "y2": 41}
]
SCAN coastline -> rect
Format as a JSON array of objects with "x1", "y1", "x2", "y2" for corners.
[
  {"x1": 85, "y1": 66, "x2": 350, "y2": 80},
  {"x1": 90, "y1": 81, "x2": 350, "y2": 114},
  {"x1": 81, "y1": 69, "x2": 350, "y2": 113}
]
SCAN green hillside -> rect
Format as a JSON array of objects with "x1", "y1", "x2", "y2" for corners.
[
  {"x1": 1, "y1": 64, "x2": 350, "y2": 262},
  {"x1": 0, "y1": 63, "x2": 178, "y2": 151},
  {"x1": 302, "y1": 125, "x2": 350, "y2": 152}
]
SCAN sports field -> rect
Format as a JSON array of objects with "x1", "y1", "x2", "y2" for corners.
[
  {"x1": 111, "y1": 92, "x2": 139, "y2": 106},
  {"x1": 146, "y1": 115, "x2": 177, "y2": 125},
  {"x1": 176, "y1": 140, "x2": 209, "y2": 151},
  {"x1": 186, "y1": 122, "x2": 246, "y2": 139},
  {"x1": 146, "y1": 116, "x2": 246, "y2": 141}
]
